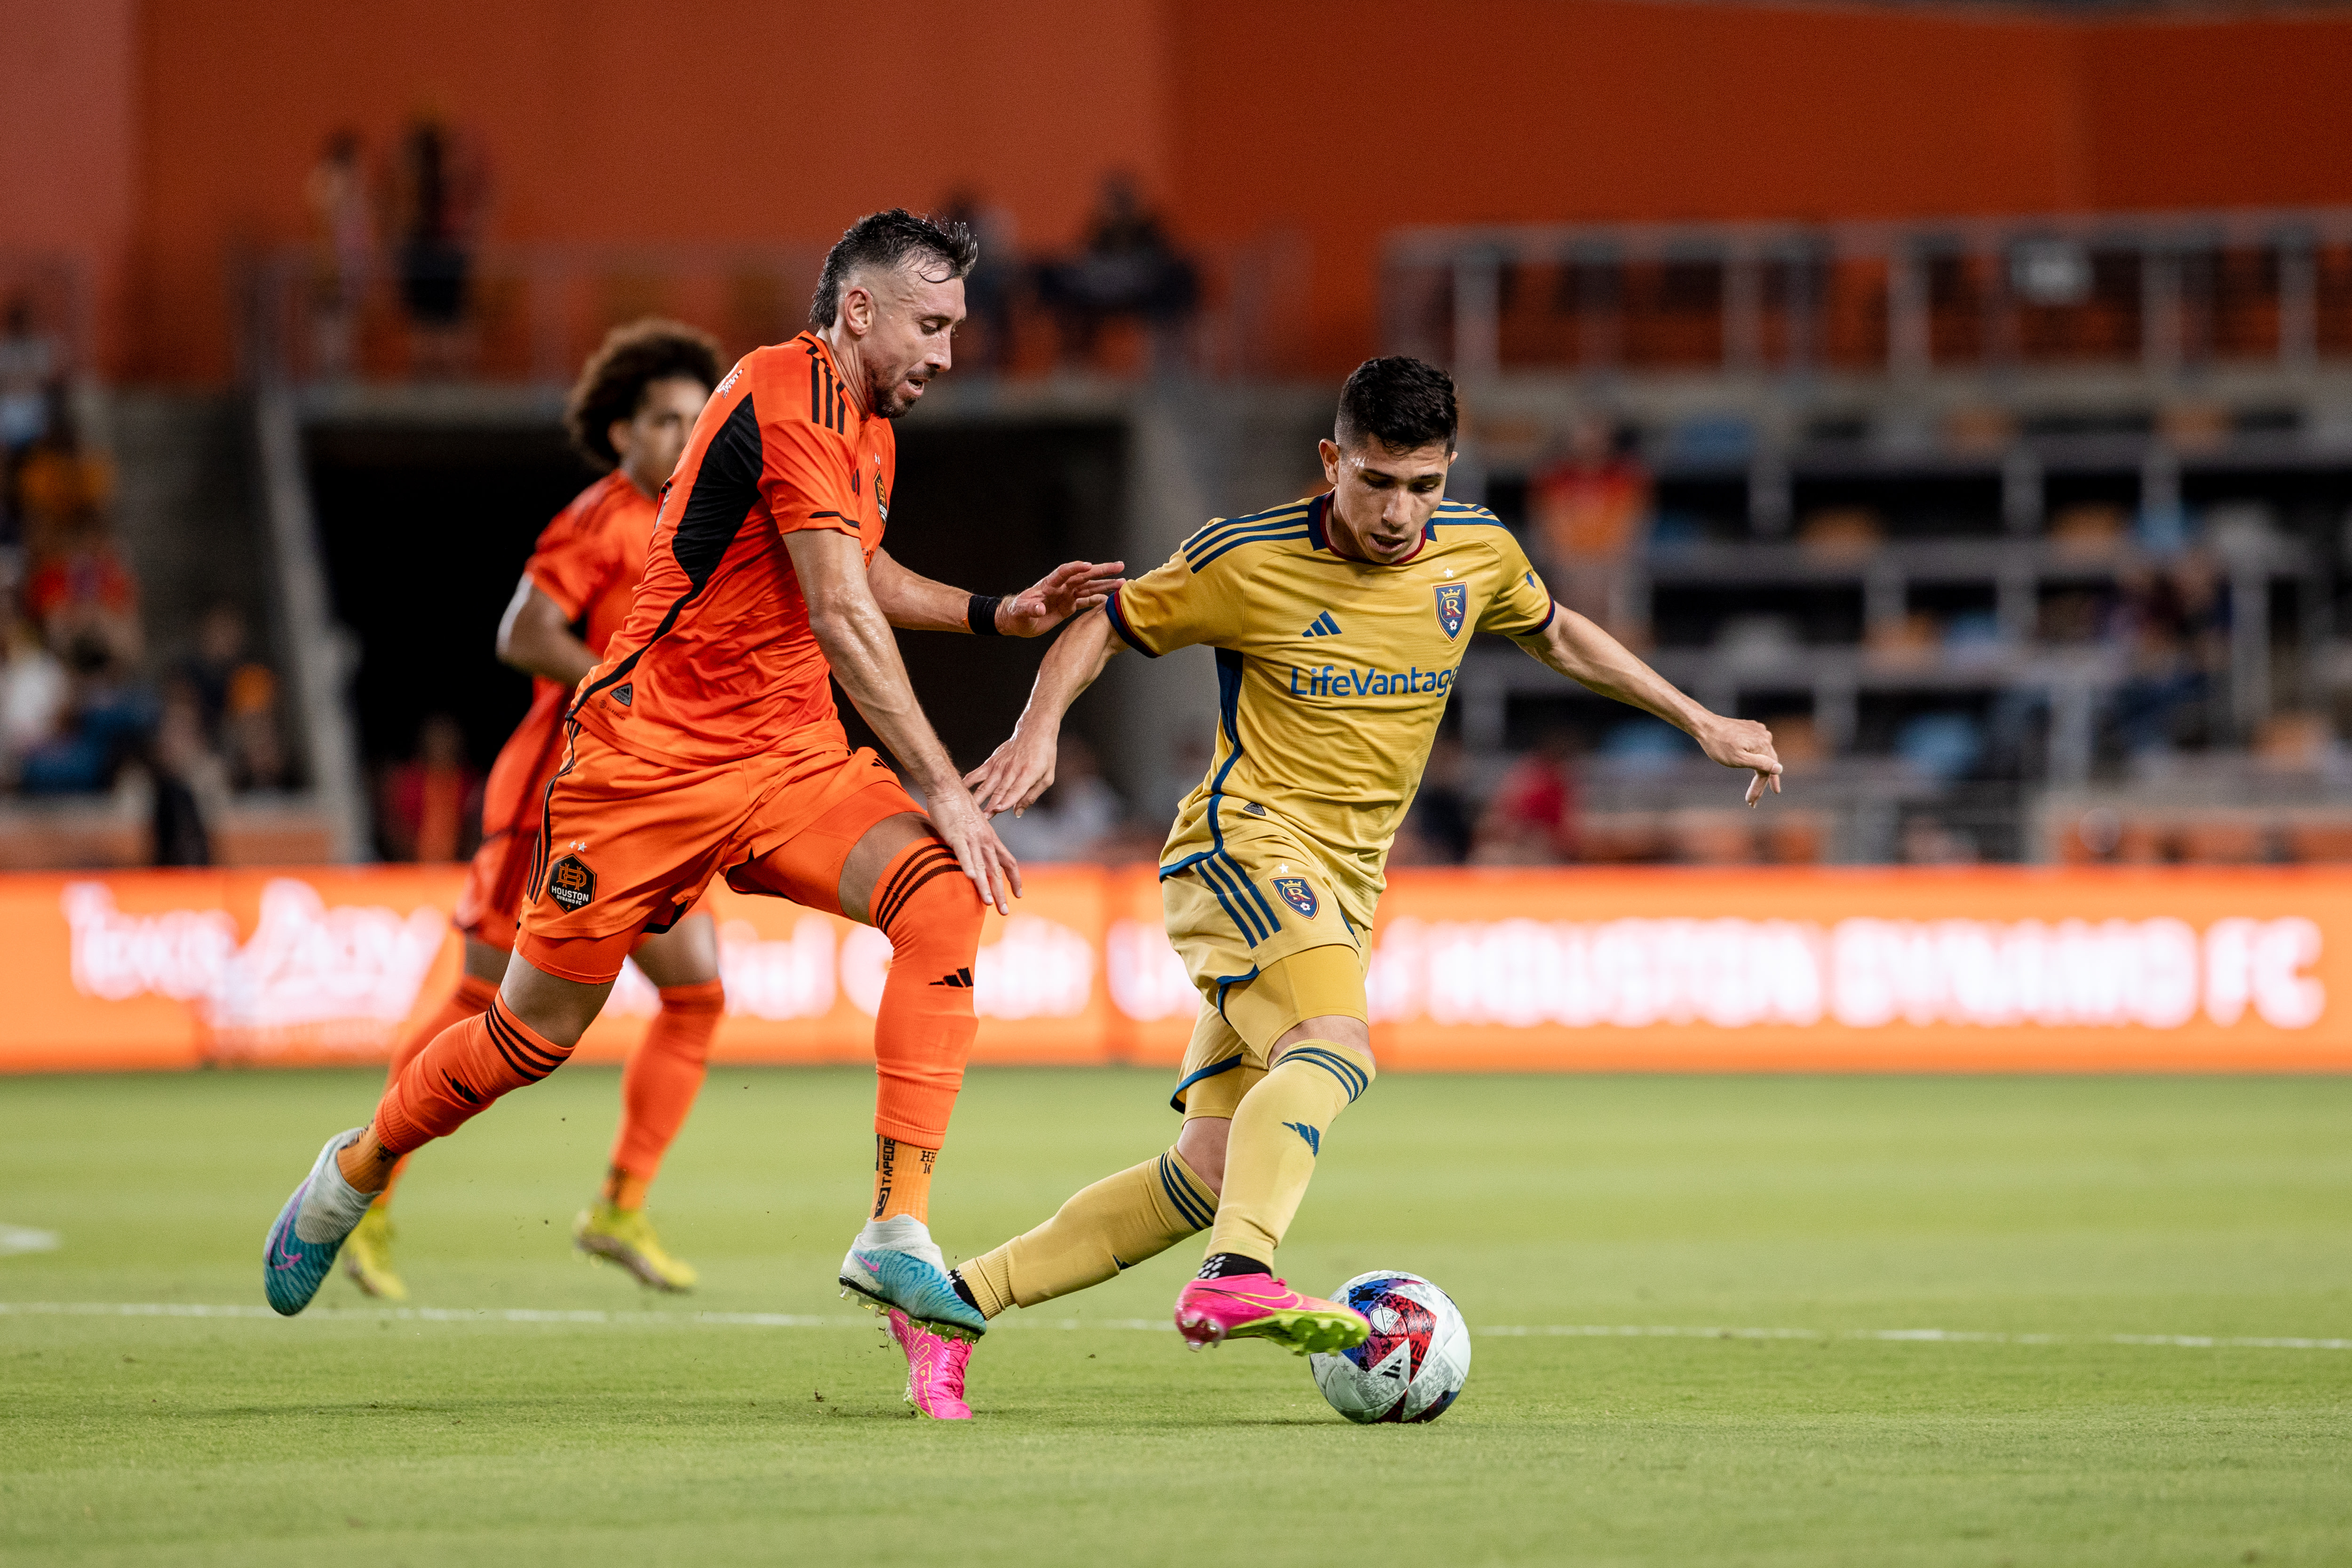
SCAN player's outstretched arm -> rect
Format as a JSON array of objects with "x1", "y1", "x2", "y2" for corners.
[
  {"x1": 1516, "y1": 608, "x2": 1784, "y2": 807},
  {"x1": 964, "y1": 604, "x2": 1120, "y2": 816},
  {"x1": 785, "y1": 529, "x2": 1020, "y2": 912},
  {"x1": 866, "y1": 548, "x2": 1124, "y2": 636},
  {"x1": 495, "y1": 576, "x2": 598, "y2": 686}
]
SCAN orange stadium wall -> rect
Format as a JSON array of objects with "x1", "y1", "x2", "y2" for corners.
[
  {"x1": 3, "y1": 865, "x2": 2347, "y2": 1076},
  {"x1": 11, "y1": 0, "x2": 2352, "y2": 381}
]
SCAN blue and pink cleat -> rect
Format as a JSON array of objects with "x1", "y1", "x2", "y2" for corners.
[
  {"x1": 837, "y1": 1215, "x2": 989, "y2": 1341},
  {"x1": 262, "y1": 1129, "x2": 373, "y2": 1316}
]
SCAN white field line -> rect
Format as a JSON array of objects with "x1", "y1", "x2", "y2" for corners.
[
  {"x1": 0, "y1": 1226, "x2": 61, "y2": 1256},
  {"x1": 0, "y1": 1300, "x2": 2343, "y2": 1351}
]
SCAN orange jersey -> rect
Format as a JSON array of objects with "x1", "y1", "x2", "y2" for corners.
[
  {"x1": 571, "y1": 332, "x2": 892, "y2": 769},
  {"x1": 476, "y1": 471, "x2": 660, "y2": 843}
]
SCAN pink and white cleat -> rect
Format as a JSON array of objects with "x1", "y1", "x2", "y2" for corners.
[
  {"x1": 1173, "y1": 1273, "x2": 1370, "y2": 1356},
  {"x1": 887, "y1": 1306, "x2": 973, "y2": 1420}
]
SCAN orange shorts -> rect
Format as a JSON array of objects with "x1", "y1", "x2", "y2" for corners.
[{"x1": 516, "y1": 724, "x2": 921, "y2": 985}]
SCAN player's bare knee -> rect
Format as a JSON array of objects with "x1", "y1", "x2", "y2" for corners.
[
  {"x1": 838, "y1": 812, "x2": 942, "y2": 925},
  {"x1": 1175, "y1": 1115, "x2": 1230, "y2": 1196},
  {"x1": 1271, "y1": 1013, "x2": 1374, "y2": 1064},
  {"x1": 874, "y1": 836, "x2": 985, "y2": 955},
  {"x1": 497, "y1": 956, "x2": 615, "y2": 1050}
]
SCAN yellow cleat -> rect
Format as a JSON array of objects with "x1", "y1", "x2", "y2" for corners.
[
  {"x1": 340, "y1": 1205, "x2": 408, "y2": 1301},
  {"x1": 573, "y1": 1202, "x2": 698, "y2": 1292}
]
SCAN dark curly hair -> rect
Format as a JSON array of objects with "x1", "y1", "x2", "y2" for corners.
[
  {"x1": 563, "y1": 318, "x2": 724, "y2": 471},
  {"x1": 1335, "y1": 356, "x2": 1458, "y2": 454},
  {"x1": 809, "y1": 209, "x2": 979, "y2": 329}
]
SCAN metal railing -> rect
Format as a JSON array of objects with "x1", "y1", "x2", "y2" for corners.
[
  {"x1": 244, "y1": 234, "x2": 1311, "y2": 390},
  {"x1": 1385, "y1": 209, "x2": 2352, "y2": 382}
]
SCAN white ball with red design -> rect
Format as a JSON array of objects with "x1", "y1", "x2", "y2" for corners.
[{"x1": 1308, "y1": 1270, "x2": 1471, "y2": 1424}]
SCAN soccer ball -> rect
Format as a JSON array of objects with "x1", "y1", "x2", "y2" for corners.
[{"x1": 1308, "y1": 1270, "x2": 1471, "y2": 1424}]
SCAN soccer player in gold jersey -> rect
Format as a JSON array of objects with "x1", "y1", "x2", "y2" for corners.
[{"x1": 886, "y1": 357, "x2": 1781, "y2": 1418}]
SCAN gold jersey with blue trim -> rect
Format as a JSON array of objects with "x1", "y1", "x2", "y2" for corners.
[{"x1": 1108, "y1": 491, "x2": 1557, "y2": 925}]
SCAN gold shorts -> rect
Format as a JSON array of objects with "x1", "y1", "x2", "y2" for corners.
[{"x1": 1160, "y1": 823, "x2": 1368, "y2": 1120}]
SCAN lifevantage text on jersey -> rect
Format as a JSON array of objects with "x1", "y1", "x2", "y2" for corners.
[{"x1": 1286, "y1": 662, "x2": 1460, "y2": 699}]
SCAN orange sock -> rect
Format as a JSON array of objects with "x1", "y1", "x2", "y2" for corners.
[
  {"x1": 372, "y1": 995, "x2": 569, "y2": 1156},
  {"x1": 373, "y1": 972, "x2": 500, "y2": 1207},
  {"x1": 866, "y1": 836, "x2": 985, "y2": 1151},
  {"x1": 871, "y1": 1134, "x2": 940, "y2": 1222},
  {"x1": 602, "y1": 979, "x2": 723, "y2": 1208}
]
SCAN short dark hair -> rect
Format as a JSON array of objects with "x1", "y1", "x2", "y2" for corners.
[
  {"x1": 1335, "y1": 356, "x2": 1458, "y2": 454},
  {"x1": 809, "y1": 208, "x2": 980, "y2": 329},
  {"x1": 564, "y1": 318, "x2": 723, "y2": 471}
]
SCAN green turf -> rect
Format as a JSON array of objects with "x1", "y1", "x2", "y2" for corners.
[{"x1": 2, "y1": 1068, "x2": 2348, "y2": 1566}]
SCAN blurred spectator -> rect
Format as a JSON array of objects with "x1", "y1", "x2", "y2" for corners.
[
  {"x1": 305, "y1": 128, "x2": 374, "y2": 380},
  {"x1": 992, "y1": 734, "x2": 1124, "y2": 863},
  {"x1": 147, "y1": 678, "x2": 225, "y2": 867},
  {"x1": 389, "y1": 111, "x2": 487, "y2": 375},
  {"x1": 1529, "y1": 415, "x2": 1650, "y2": 633},
  {"x1": 15, "y1": 626, "x2": 155, "y2": 796},
  {"x1": 1472, "y1": 729, "x2": 1579, "y2": 864},
  {"x1": 380, "y1": 714, "x2": 480, "y2": 862},
  {"x1": 0, "y1": 296, "x2": 56, "y2": 557},
  {"x1": 178, "y1": 602, "x2": 289, "y2": 790},
  {"x1": 0, "y1": 594, "x2": 67, "y2": 784},
  {"x1": 1395, "y1": 732, "x2": 1475, "y2": 866},
  {"x1": 2107, "y1": 553, "x2": 2225, "y2": 755},
  {"x1": 1035, "y1": 172, "x2": 1198, "y2": 371},
  {"x1": 23, "y1": 507, "x2": 141, "y2": 672},
  {"x1": 15, "y1": 385, "x2": 114, "y2": 554},
  {"x1": 939, "y1": 189, "x2": 1017, "y2": 374}
]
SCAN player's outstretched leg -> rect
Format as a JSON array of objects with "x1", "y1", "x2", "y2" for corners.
[
  {"x1": 342, "y1": 969, "x2": 500, "y2": 1301},
  {"x1": 575, "y1": 968, "x2": 723, "y2": 1291},
  {"x1": 827, "y1": 832, "x2": 988, "y2": 1339},
  {"x1": 262, "y1": 960, "x2": 606, "y2": 1315},
  {"x1": 1174, "y1": 1027, "x2": 1377, "y2": 1357}
]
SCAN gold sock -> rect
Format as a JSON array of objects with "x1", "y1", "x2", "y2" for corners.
[
  {"x1": 872, "y1": 1135, "x2": 938, "y2": 1223},
  {"x1": 956, "y1": 1146, "x2": 1219, "y2": 1318},
  {"x1": 1206, "y1": 1039, "x2": 1375, "y2": 1265}
]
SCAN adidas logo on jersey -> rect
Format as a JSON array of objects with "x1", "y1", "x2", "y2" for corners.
[
  {"x1": 929, "y1": 968, "x2": 974, "y2": 989},
  {"x1": 1301, "y1": 611, "x2": 1343, "y2": 638}
]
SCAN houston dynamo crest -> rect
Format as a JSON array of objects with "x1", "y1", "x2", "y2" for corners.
[
  {"x1": 1434, "y1": 582, "x2": 1468, "y2": 639},
  {"x1": 1273, "y1": 876, "x2": 1319, "y2": 918}
]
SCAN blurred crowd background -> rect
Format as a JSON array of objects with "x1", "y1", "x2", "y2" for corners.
[{"x1": 8, "y1": 0, "x2": 2352, "y2": 873}]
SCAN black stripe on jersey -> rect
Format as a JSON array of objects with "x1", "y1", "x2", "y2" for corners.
[
  {"x1": 808, "y1": 351, "x2": 822, "y2": 430},
  {"x1": 569, "y1": 392, "x2": 763, "y2": 715}
]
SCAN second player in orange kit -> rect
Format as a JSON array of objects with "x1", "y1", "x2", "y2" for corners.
[{"x1": 264, "y1": 211, "x2": 1123, "y2": 1349}]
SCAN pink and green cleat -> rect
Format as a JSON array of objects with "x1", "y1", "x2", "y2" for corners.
[
  {"x1": 1173, "y1": 1273, "x2": 1370, "y2": 1356},
  {"x1": 887, "y1": 1306, "x2": 973, "y2": 1420}
]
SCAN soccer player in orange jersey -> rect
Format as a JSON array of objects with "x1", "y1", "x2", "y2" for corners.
[
  {"x1": 266, "y1": 211, "x2": 1120, "y2": 1343},
  {"x1": 340, "y1": 321, "x2": 728, "y2": 1302}
]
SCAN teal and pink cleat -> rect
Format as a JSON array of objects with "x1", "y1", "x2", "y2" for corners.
[
  {"x1": 263, "y1": 1129, "x2": 371, "y2": 1317},
  {"x1": 1174, "y1": 1273, "x2": 1371, "y2": 1356},
  {"x1": 887, "y1": 1306, "x2": 973, "y2": 1420}
]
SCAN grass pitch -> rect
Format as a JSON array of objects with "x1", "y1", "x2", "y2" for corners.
[{"x1": 2, "y1": 1067, "x2": 2348, "y2": 1566}]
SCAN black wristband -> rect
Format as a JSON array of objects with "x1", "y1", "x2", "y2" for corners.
[{"x1": 968, "y1": 593, "x2": 1004, "y2": 636}]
